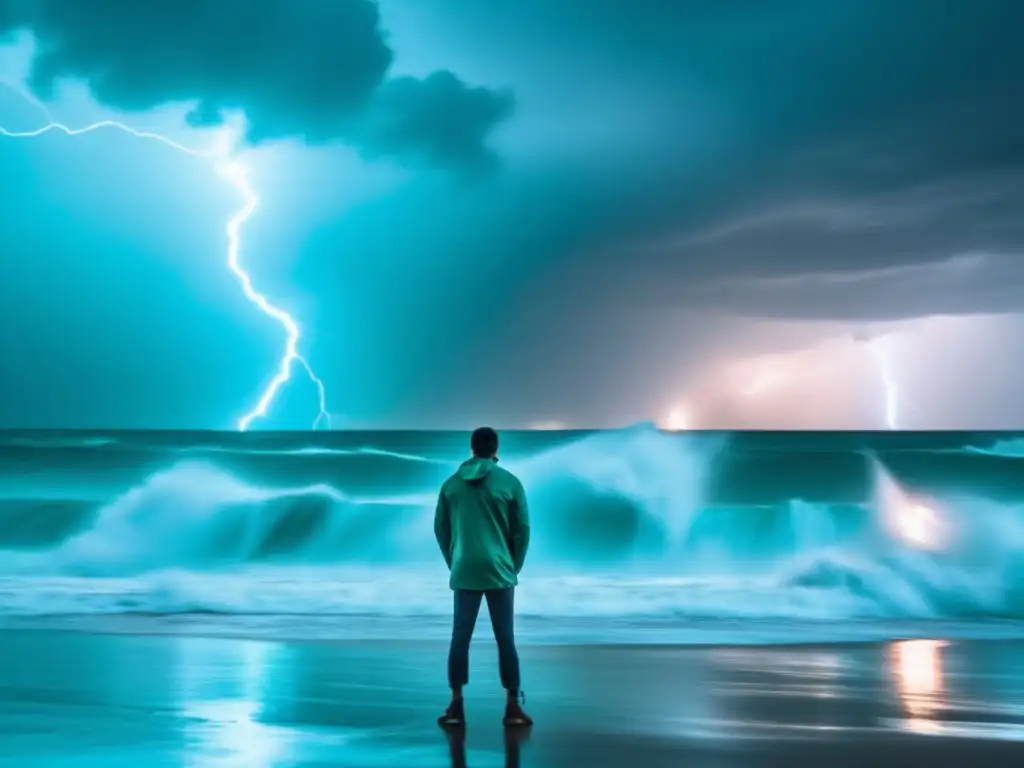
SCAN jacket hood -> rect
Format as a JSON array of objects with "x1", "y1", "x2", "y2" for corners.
[{"x1": 457, "y1": 456, "x2": 496, "y2": 484}]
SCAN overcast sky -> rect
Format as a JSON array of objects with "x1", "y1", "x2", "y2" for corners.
[{"x1": 1, "y1": 0, "x2": 1023, "y2": 430}]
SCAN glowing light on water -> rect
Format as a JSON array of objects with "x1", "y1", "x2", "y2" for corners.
[
  {"x1": 897, "y1": 503, "x2": 941, "y2": 549},
  {"x1": 871, "y1": 458, "x2": 947, "y2": 550},
  {"x1": 891, "y1": 639, "x2": 947, "y2": 734},
  {"x1": 662, "y1": 407, "x2": 690, "y2": 432},
  {"x1": 529, "y1": 420, "x2": 567, "y2": 431}
]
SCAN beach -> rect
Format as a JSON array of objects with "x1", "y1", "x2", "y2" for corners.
[
  {"x1": 2, "y1": 429, "x2": 1024, "y2": 764},
  {"x1": 1, "y1": 628, "x2": 1023, "y2": 766}
]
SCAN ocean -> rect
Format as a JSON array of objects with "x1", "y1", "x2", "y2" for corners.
[{"x1": 1, "y1": 425, "x2": 1024, "y2": 644}]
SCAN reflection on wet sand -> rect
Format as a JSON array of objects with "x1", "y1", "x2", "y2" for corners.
[
  {"x1": 887, "y1": 637, "x2": 1024, "y2": 741},
  {"x1": 3, "y1": 631, "x2": 1024, "y2": 766},
  {"x1": 443, "y1": 726, "x2": 530, "y2": 768},
  {"x1": 890, "y1": 639, "x2": 947, "y2": 735}
]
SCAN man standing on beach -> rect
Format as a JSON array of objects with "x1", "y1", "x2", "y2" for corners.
[{"x1": 434, "y1": 426, "x2": 533, "y2": 727}]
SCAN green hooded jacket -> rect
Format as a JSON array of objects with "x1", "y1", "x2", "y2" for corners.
[{"x1": 434, "y1": 457, "x2": 531, "y2": 591}]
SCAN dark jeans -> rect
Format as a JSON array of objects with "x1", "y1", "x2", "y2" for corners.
[{"x1": 447, "y1": 587, "x2": 521, "y2": 692}]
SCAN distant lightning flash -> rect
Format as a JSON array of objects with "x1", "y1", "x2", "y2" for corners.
[
  {"x1": 869, "y1": 339, "x2": 898, "y2": 430},
  {"x1": 1, "y1": 85, "x2": 329, "y2": 431},
  {"x1": 740, "y1": 369, "x2": 785, "y2": 397}
]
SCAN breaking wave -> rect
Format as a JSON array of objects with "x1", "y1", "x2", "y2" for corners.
[
  {"x1": 964, "y1": 437, "x2": 1024, "y2": 458},
  {"x1": 0, "y1": 426, "x2": 1023, "y2": 625}
]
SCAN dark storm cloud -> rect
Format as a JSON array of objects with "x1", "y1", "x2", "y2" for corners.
[
  {"x1": 0, "y1": 0, "x2": 513, "y2": 171},
  {"x1": 353, "y1": 71, "x2": 513, "y2": 173},
  {"x1": 413, "y1": 0, "x2": 1024, "y2": 319},
  {"x1": 615, "y1": 136, "x2": 1024, "y2": 320}
]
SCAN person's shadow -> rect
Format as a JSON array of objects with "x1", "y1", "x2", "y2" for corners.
[{"x1": 442, "y1": 725, "x2": 531, "y2": 768}]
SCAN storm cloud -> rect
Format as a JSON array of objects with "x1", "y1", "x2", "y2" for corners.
[
  {"x1": 4, "y1": 0, "x2": 1024, "y2": 428},
  {"x1": 402, "y1": 0, "x2": 1024, "y2": 319},
  {"x1": 0, "y1": 0, "x2": 514, "y2": 171}
]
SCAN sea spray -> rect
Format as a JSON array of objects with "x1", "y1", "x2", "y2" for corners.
[{"x1": 0, "y1": 427, "x2": 1022, "y2": 625}]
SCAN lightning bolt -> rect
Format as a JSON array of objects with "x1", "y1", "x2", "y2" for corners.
[
  {"x1": 868, "y1": 339, "x2": 898, "y2": 430},
  {"x1": 1, "y1": 84, "x2": 329, "y2": 431}
]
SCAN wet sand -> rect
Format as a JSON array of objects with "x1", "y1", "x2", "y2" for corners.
[{"x1": 0, "y1": 630, "x2": 1023, "y2": 766}]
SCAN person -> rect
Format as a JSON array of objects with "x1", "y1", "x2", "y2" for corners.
[{"x1": 434, "y1": 426, "x2": 532, "y2": 728}]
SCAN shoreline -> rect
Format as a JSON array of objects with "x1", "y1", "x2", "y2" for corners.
[
  {"x1": 1, "y1": 628, "x2": 1022, "y2": 764},
  {"x1": 3, "y1": 612, "x2": 1024, "y2": 647}
]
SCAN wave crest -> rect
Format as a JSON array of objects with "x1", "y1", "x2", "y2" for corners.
[{"x1": 1, "y1": 427, "x2": 1024, "y2": 624}]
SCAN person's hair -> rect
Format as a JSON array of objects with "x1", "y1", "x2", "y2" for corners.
[{"x1": 470, "y1": 426, "x2": 499, "y2": 459}]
